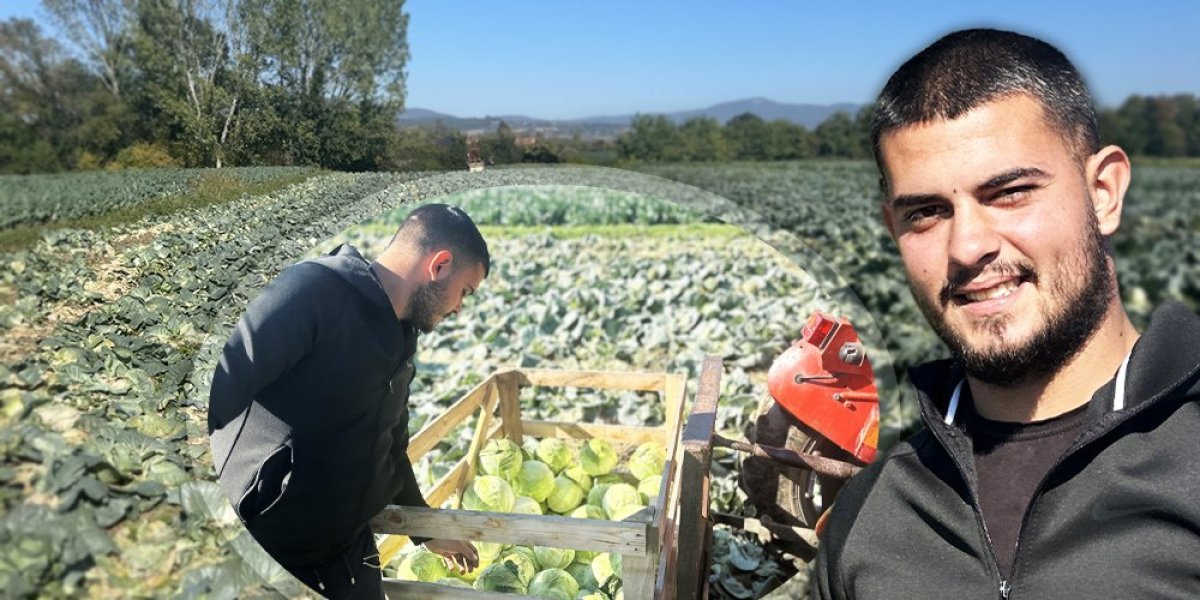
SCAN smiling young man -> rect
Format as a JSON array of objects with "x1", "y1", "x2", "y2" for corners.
[
  {"x1": 208, "y1": 204, "x2": 486, "y2": 599},
  {"x1": 813, "y1": 29, "x2": 1200, "y2": 599}
]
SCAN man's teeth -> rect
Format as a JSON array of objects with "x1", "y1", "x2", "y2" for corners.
[{"x1": 963, "y1": 281, "x2": 1018, "y2": 302}]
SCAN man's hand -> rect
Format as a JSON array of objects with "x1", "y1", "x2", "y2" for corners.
[{"x1": 424, "y1": 538, "x2": 480, "y2": 573}]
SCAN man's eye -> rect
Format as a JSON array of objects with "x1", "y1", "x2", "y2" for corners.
[
  {"x1": 905, "y1": 205, "x2": 944, "y2": 223},
  {"x1": 995, "y1": 186, "x2": 1035, "y2": 203}
]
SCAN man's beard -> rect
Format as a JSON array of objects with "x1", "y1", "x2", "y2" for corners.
[
  {"x1": 409, "y1": 278, "x2": 449, "y2": 334},
  {"x1": 911, "y1": 210, "x2": 1115, "y2": 387}
]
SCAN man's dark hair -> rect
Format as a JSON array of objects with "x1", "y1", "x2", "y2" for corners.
[
  {"x1": 871, "y1": 28, "x2": 1100, "y2": 187},
  {"x1": 392, "y1": 203, "x2": 491, "y2": 277}
]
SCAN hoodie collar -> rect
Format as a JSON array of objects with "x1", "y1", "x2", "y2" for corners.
[
  {"x1": 911, "y1": 301, "x2": 1200, "y2": 428},
  {"x1": 310, "y1": 243, "x2": 394, "y2": 310}
]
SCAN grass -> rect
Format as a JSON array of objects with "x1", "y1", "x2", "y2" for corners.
[{"x1": 0, "y1": 170, "x2": 321, "y2": 253}]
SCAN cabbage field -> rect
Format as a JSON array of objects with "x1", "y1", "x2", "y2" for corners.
[{"x1": 1, "y1": 162, "x2": 1197, "y2": 599}]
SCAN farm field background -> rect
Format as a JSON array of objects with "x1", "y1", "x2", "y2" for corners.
[{"x1": 0, "y1": 162, "x2": 1197, "y2": 598}]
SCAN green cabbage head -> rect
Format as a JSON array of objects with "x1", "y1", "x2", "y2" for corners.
[
  {"x1": 479, "y1": 438, "x2": 524, "y2": 480},
  {"x1": 498, "y1": 549, "x2": 539, "y2": 586},
  {"x1": 513, "y1": 495, "x2": 544, "y2": 515},
  {"x1": 529, "y1": 568, "x2": 581, "y2": 600},
  {"x1": 474, "y1": 561, "x2": 528, "y2": 593},
  {"x1": 537, "y1": 437, "x2": 574, "y2": 472},
  {"x1": 515, "y1": 460, "x2": 556, "y2": 502},
  {"x1": 547, "y1": 475, "x2": 586, "y2": 514},
  {"x1": 591, "y1": 553, "x2": 622, "y2": 589},
  {"x1": 464, "y1": 475, "x2": 516, "y2": 513},
  {"x1": 533, "y1": 545, "x2": 576, "y2": 570},
  {"x1": 628, "y1": 441, "x2": 666, "y2": 481},
  {"x1": 602, "y1": 484, "x2": 644, "y2": 521},
  {"x1": 637, "y1": 475, "x2": 663, "y2": 503},
  {"x1": 579, "y1": 439, "x2": 618, "y2": 476}
]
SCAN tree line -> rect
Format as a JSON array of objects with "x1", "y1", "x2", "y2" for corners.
[
  {"x1": 1, "y1": 1, "x2": 1196, "y2": 175},
  {"x1": 608, "y1": 96, "x2": 1200, "y2": 164},
  {"x1": 1, "y1": 0, "x2": 414, "y2": 173}
]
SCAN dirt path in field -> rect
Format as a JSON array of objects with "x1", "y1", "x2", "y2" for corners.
[{"x1": 0, "y1": 222, "x2": 176, "y2": 367}]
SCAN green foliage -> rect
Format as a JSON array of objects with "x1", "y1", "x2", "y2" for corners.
[
  {"x1": 106, "y1": 143, "x2": 180, "y2": 170},
  {"x1": 2, "y1": 0, "x2": 411, "y2": 173},
  {"x1": 0, "y1": 167, "x2": 318, "y2": 252}
]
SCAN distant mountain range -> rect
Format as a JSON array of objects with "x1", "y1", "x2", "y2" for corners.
[{"x1": 397, "y1": 98, "x2": 862, "y2": 138}]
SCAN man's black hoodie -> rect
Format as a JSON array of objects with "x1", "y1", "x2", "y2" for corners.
[
  {"x1": 208, "y1": 244, "x2": 428, "y2": 567},
  {"x1": 813, "y1": 302, "x2": 1200, "y2": 599}
]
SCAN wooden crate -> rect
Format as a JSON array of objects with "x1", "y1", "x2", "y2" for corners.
[{"x1": 372, "y1": 367, "x2": 690, "y2": 599}]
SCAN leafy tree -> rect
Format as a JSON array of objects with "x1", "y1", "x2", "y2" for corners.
[
  {"x1": 677, "y1": 117, "x2": 730, "y2": 162},
  {"x1": 725, "y1": 112, "x2": 770, "y2": 160},
  {"x1": 617, "y1": 114, "x2": 681, "y2": 162}
]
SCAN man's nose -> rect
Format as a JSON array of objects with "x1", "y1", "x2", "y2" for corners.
[{"x1": 946, "y1": 201, "x2": 1000, "y2": 270}]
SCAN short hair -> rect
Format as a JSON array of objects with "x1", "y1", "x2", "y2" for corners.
[
  {"x1": 391, "y1": 204, "x2": 491, "y2": 277},
  {"x1": 871, "y1": 28, "x2": 1100, "y2": 187}
]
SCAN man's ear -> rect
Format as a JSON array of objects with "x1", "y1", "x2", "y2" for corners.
[
  {"x1": 1087, "y1": 145, "x2": 1131, "y2": 237},
  {"x1": 425, "y1": 250, "x2": 454, "y2": 281}
]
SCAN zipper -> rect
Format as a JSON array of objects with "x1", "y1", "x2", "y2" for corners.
[
  {"x1": 1003, "y1": 370, "x2": 1169, "y2": 592},
  {"x1": 988, "y1": 351, "x2": 1189, "y2": 598},
  {"x1": 922, "y1": 418, "x2": 1009, "y2": 594}
]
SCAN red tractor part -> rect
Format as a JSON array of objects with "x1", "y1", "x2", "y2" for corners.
[{"x1": 766, "y1": 311, "x2": 879, "y2": 464}]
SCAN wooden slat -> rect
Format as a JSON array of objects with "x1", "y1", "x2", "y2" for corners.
[
  {"x1": 452, "y1": 382, "x2": 500, "y2": 510},
  {"x1": 371, "y1": 506, "x2": 650, "y2": 554},
  {"x1": 624, "y1": 551, "x2": 658, "y2": 600},
  {"x1": 382, "y1": 579, "x2": 513, "y2": 599},
  {"x1": 508, "y1": 368, "x2": 667, "y2": 392},
  {"x1": 674, "y1": 356, "x2": 723, "y2": 600},
  {"x1": 429, "y1": 421, "x2": 505, "y2": 508},
  {"x1": 496, "y1": 371, "x2": 523, "y2": 444},
  {"x1": 622, "y1": 508, "x2": 660, "y2": 600},
  {"x1": 408, "y1": 377, "x2": 495, "y2": 461},
  {"x1": 654, "y1": 377, "x2": 687, "y2": 599},
  {"x1": 521, "y1": 420, "x2": 665, "y2": 445}
]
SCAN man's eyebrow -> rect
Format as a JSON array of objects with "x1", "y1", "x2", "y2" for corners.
[
  {"x1": 890, "y1": 193, "x2": 944, "y2": 209},
  {"x1": 978, "y1": 167, "x2": 1049, "y2": 190}
]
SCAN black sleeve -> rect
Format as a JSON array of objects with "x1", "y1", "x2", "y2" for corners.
[
  {"x1": 389, "y1": 411, "x2": 432, "y2": 544},
  {"x1": 392, "y1": 454, "x2": 432, "y2": 546}
]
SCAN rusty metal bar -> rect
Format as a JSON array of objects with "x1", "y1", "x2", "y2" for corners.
[{"x1": 711, "y1": 434, "x2": 863, "y2": 480}]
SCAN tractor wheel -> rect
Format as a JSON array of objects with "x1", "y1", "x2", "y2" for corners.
[{"x1": 740, "y1": 393, "x2": 849, "y2": 529}]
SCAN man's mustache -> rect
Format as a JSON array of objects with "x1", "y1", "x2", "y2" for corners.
[{"x1": 939, "y1": 261, "x2": 1039, "y2": 306}]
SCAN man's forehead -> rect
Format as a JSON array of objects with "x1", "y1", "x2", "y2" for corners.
[{"x1": 879, "y1": 95, "x2": 1068, "y2": 194}]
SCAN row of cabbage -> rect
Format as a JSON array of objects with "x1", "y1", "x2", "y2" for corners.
[
  {"x1": 0, "y1": 166, "x2": 316, "y2": 229},
  {"x1": 372, "y1": 184, "x2": 705, "y2": 227}
]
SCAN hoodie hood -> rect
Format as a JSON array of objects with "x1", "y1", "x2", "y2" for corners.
[{"x1": 309, "y1": 243, "x2": 394, "y2": 311}]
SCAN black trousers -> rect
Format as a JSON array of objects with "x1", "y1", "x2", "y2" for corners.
[{"x1": 281, "y1": 527, "x2": 385, "y2": 600}]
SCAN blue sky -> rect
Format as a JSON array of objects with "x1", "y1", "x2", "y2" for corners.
[{"x1": 4, "y1": 0, "x2": 1198, "y2": 119}]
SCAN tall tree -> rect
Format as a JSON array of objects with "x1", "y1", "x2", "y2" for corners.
[
  {"x1": 42, "y1": 0, "x2": 134, "y2": 97},
  {"x1": 131, "y1": 0, "x2": 247, "y2": 166},
  {"x1": 238, "y1": 0, "x2": 408, "y2": 106}
]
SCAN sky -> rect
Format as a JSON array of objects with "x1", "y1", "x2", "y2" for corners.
[{"x1": 3, "y1": 0, "x2": 1198, "y2": 119}]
